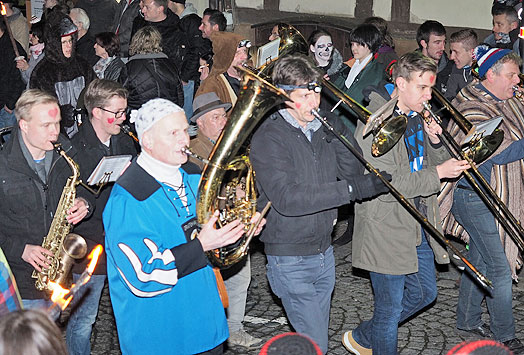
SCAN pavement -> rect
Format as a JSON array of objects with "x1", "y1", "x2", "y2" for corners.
[{"x1": 88, "y1": 236, "x2": 524, "y2": 355}]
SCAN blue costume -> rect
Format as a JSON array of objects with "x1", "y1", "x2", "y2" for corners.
[{"x1": 103, "y1": 161, "x2": 228, "y2": 355}]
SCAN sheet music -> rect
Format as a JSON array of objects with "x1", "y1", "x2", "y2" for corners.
[
  {"x1": 87, "y1": 155, "x2": 133, "y2": 185},
  {"x1": 256, "y1": 39, "x2": 280, "y2": 68},
  {"x1": 461, "y1": 116, "x2": 503, "y2": 145}
]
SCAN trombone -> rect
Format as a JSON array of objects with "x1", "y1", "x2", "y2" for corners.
[
  {"x1": 424, "y1": 89, "x2": 524, "y2": 251},
  {"x1": 311, "y1": 109, "x2": 493, "y2": 290}
]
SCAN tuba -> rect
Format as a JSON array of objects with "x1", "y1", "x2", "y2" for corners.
[
  {"x1": 195, "y1": 66, "x2": 289, "y2": 268},
  {"x1": 32, "y1": 144, "x2": 87, "y2": 292}
]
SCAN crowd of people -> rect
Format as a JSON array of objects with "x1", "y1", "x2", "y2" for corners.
[{"x1": 1, "y1": 0, "x2": 524, "y2": 354}]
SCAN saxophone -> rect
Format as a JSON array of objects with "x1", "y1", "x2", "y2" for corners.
[{"x1": 32, "y1": 143, "x2": 87, "y2": 292}]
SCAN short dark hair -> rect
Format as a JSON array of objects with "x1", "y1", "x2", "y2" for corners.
[
  {"x1": 152, "y1": 0, "x2": 168, "y2": 14},
  {"x1": 206, "y1": 9, "x2": 226, "y2": 31},
  {"x1": 200, "y1": 51, "x2": 213, "y2": 70},
  {"x1": 393, "y1": 51, "x2": 437, "y2": 82},
  {"x1": 95, "y1": 32, "x2": 120, "y2": 57},
  {"x1": 272, "y1": 54, "x2": 322, "y2": 93},
  {"x1": 449, "y1": 29, "x2": 478, "y2": 51},
  {"x1": 363, "y1": 16, "x2": 395, "y2": 48},
  {"x1": 416, "y1": 20, "x2": 446, "y2": 48},
  {"x1": 84, "y1": 79, "x2": 128, "y2": 118},
  {"x1": 492, "y1": 4, "x2": 519, "y2": 24},
  {"x1": 29, "y1": 21, "x2": 45, "y2": 43},
  {"x1": 349, "y1": 23, "x2": 383, "y2": 53}
]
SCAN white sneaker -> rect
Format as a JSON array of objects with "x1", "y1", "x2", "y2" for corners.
[{"x1": 228, "y1": 330, "x2": 262, "y2": 348}]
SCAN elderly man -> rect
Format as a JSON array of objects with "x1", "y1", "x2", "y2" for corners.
[
  {"x1": 69, "y1": 8, "x2": 98, "y2": 66},
  {"x1": 103, "y1": 98, "x2": 264, "y2": 354},
  {"x1": 188, "y1": 92, "x2": 260, "y2": 347},
  {"x1": 439, "y1": 46, "x2": 524, "y2": 354},
  {"x1": 67, "y1": 79, "x2": 137, "y2": 355},
  {"x1": 196, "y1": 31, "x2": 249, "y2": 109},
  {"x1": 0, "y1": 89, "x2": 92, "y2": 311}
]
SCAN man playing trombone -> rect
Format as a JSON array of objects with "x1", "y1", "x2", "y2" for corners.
[
  {"x1": 439, "y1": 46, "x2": 524, "y2": 353},
  {"x1": 343, "y1": 51, "x2": 470, "y2": 355}
]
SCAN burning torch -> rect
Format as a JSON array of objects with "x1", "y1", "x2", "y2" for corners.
[
  {"x1": 0, "y1": 1, "x2": 24, "y2": 61},
  {"x1": 47, "y1": 245, "x2": 103, "y2": 319}
]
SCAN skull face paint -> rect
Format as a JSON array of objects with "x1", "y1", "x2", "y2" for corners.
[{"x1": 311, "y1": 35, "x2": 333, "y2": 67}]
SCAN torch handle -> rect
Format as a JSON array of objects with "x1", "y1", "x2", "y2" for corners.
[{"x1": 1, "y1": 5, "x2": 21, "y2": 58}]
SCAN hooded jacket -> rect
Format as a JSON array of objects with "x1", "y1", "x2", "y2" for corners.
[
  {"x1": 30, "y1": 13, "x2": 95, "y2": 131},
  {"x1": 195, "y1": 31, "x2": 245, "y2": 106},
  {"x1": 130, "y1": 9, "x2": 187, "y2": 69}
]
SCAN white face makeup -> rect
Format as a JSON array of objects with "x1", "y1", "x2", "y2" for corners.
[{"x1": 311, "y1": 35, "x2": 333, "y2": 66}]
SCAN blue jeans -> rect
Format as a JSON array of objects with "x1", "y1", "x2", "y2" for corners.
[
  {"x1": 452, "y1": 188, "x2": 515, "y2": 342},
  {"x1": 66, "y1": 274, "x2": 107, "y2": 355},
  {"x1": 353, "y1": 230, "x2": 437, "y2": 354},
  {"x1": 0, "y1": 107, "x2": 16, "y2": 143},
  {"x1": 182, "y1": 80, "x2": 195, "y2": 120},
  {"x1": 266, "y1": 246, "x2": 335, "y2": 354}
]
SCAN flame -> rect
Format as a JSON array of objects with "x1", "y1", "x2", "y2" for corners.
[
  {"x1": 87, "y1": 245, "x2": 103, "y2": 274},
  {"x1": 49, "y1": 282, "x2": 72, "y2": 310},
  {"x1": 0, "y1": 2, "x2": 6, "y2": 16}
]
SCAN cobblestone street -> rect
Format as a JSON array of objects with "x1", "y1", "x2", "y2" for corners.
[{"x1": 89, "y1": 238, "x2": 524, "y2": 354}]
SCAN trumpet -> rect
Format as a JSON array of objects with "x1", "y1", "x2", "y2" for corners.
[
  {"x1": 425, "y1": 89, "x2": 524, "y2": 252},
  {"x1": 311, "y1": 109, "x2": 493, "y2": 290}
]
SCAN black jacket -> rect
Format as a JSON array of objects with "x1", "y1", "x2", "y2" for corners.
[
  {"x1": 112, "y1": 0, "x2": 140, "y2": 57},
  {"x1": 250, "y1": 110, "x2": 363, "y2": 256},
  {"x1": 179, "y1": 12, "x2": 210, "y2": 82},
  {"x1": 0, "y1": 128, "x2": 94, "y2": 299},
  {"x1": 76, "y1": 0, "x2": 120, "y2": 36},
  {"x1": 119, "y1": 52, "x2": 184, "y2": 109},
  {"x1": 76, "y1": 33, "x2": 98, "y2": 67},
  {"x1": 0, "y1": 33, "x2": 27, "y2": 110},
  {"x1": 103, "y1": 57, "x2": 125, "y2": 81},
  {"x1": 131, "y1": 10, "x2": 187, "y2": 70},
  {"x1": 71, "y1": 119, "x2": 137, "y2": 274}
]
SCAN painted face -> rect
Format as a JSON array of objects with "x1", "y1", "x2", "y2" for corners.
[
  {"x1": 269, "y1": 25, "x2": 280, "y2": 41},
  {"x1": 145, "y1": 112, "x2": 189, "y2": 166},
  {"x1": 197, "y1": 107, "x2": 227, "y2": 142},
  {"x1": 450, "y1": 42, "x2": 473, "y2": 70},
  {"x1": 94, "y1": 42, "x2": 108, "y2": 58},
  {"x1": 492, "y1": 14, "x2": 518, "y2": 41},
  {"x1": 61, "y1": 35, "x2": 73, "y2": 58},
  {"x1": 141, "y1": 0, "x2": 164, "y2": 22},
  {"x1": 285, "y1": 88, "x2": 321, "y2": 127},
  {"x1": 20, "y1": 103, "x2": 61, "y2": 159},
  {"x1": 422, "y1": 34, "x2": 446, "y2": 61},
  {"x1": 96, "y1": 96, "x2": 127, "y2": 139},
  {"x1": 488, "y1": 61, "x2": 520, "y2": 100},
  {"x1": 397, "y1": 71, "x2": 436, "y2": 113},
  {"x1": 199, "y1": 15, "x2": 216, "y2": 39},
  {"x1": 351, "y1": 42, "x2": 371, "y2": 61},
  {"x1": 310, "y1": 35, "x2": 333, "y2": 66}
]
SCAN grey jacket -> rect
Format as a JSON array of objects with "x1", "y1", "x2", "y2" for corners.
[{"x1": 352, "y1": 103, "x2": 450, "y2": 275}]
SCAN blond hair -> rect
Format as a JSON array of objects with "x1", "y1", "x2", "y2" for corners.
[
  {"x1": 129, "y1": 26, "x2": 163, "y2": 56},
  {"x1": 15, "y1": 90, "x2": 58, "y2": 122}
]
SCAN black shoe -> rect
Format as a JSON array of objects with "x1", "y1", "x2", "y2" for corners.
[
  {"x1": 503, "y1": 338, "x2": 524, "y2": 354},
  {"x1": 458, "y1": 324, "x2": 492, "y2": 338}
]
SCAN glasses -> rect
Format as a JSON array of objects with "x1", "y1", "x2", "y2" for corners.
[{"x1": 98, "y1": 107, "x2": 127, "y2": 118}]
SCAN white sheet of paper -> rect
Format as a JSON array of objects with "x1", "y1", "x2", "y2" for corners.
[
  {"x1": 87, "y1": 155, "x2": 133, "y2": 185},
  {"x1": 256, "y1": 39, "x2": 280, "y2": 68},
  {"x1": 461, "y1": 116, "x2": 503, "y2": 145}
]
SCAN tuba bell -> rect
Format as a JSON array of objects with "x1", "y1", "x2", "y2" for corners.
[{"x1": 196, "y1": 66, "x2": 290, "y2": 268}]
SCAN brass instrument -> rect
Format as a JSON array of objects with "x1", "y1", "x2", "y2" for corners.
[
  {"x1": 311, "y1": 109, "x2": 493, "y2": 289},
  {"x1": 424, "y1": 89, "x2": 524, "y2": 251},
  {"x1": 196, "y1": 66, "x2": 288, "y2": 268},
  {"x1": 32, "y1": 144, "x2": 87, "y2": 292},
  {"x1": 121, "y1": 124, "x2": 139, "y2": 143}
]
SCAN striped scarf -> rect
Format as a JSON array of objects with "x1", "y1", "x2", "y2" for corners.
[{"x1": 438, "y1": 82, "x2": 524, "y2": 279}]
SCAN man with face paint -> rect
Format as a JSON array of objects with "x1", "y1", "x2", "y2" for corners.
[
  {"x1": 343, "y1": 51, "x2": 470, "y2": 355},
  {"x1": 66, "y1": 79, "x2": 137, "y2": 355},
  {"x1": 250, "y1": 54, "x2": 390, "y2": 354},
  {"x1": 0, "y1": 89, "x2": 94, "y2": 313}
]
